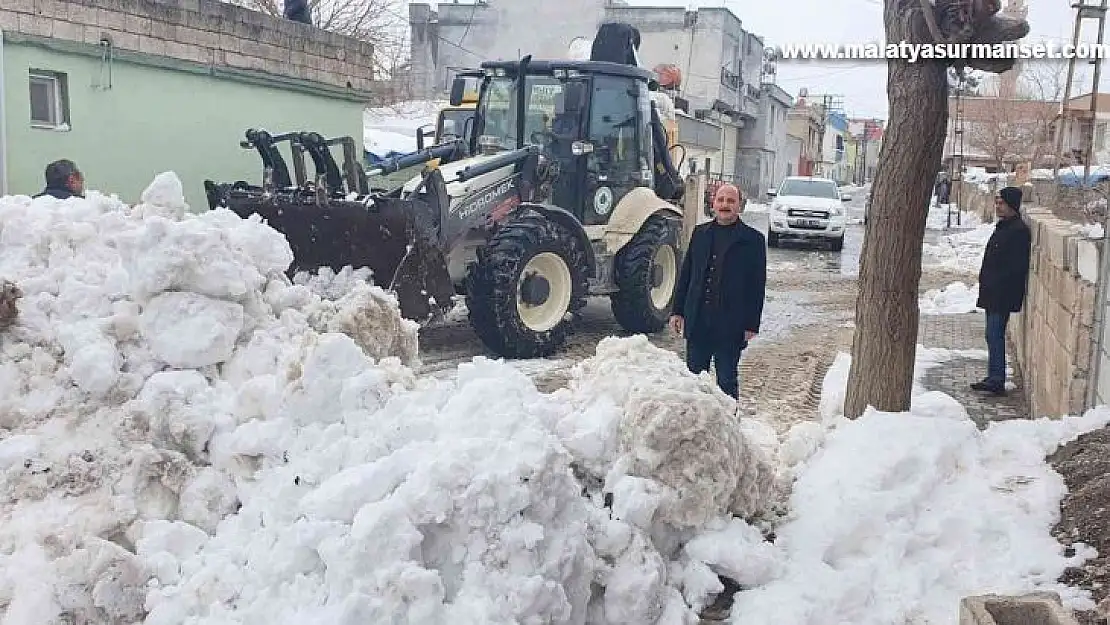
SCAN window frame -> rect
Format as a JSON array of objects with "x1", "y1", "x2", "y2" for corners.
[{"x1": 29, "y1": 70, "x2": 71, "y2": 131}]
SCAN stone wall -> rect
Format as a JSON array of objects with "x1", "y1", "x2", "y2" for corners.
[
  {"x1": 956, "y1": 177, "x2": 1108, "y2": 225},
  {"x1": 2, "y1": 0, "x2": 376, "y2": 92},
  {"x1": 957, "y1": 181, "x2": 1102, "y2": 417}
]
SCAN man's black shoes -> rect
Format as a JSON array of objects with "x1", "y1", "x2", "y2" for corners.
[{"x1": 970, "y1": 379, "x2": 1007, "y2": 396}]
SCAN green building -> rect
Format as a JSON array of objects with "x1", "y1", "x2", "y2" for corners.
[{"x1": 1, "y1": 0, "x2": 376, "y2": 210}]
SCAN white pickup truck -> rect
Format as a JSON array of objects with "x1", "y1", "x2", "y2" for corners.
[{"x1": 766, "y1": 176, "x2": 850, "y2": 251}]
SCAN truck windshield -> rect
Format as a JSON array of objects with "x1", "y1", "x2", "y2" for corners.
[
  {"x1": 478, "y1": 75, "x2": 564, "y2": 150},
  {"x1": 778, "y1": 179, "x2": 839, "y2": 199}
]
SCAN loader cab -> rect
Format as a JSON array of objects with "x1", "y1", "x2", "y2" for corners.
[
  {"x1": 418, "y1": 72, "x2": 480, "y2": 151},
  {"x1": 456, "y1": 60, "x2": 655, "y2": 226}
]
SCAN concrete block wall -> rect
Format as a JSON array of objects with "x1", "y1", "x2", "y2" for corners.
[
  {"x1": 958, "y1": 182, "x2": 1101, "y2": 417},
  {"x1": 2, "y1": 0, "x2": 376, "y2": 92}
]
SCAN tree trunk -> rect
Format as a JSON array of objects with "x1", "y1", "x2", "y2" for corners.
[{"x1": 843, "y1": 0, "x2": 949, "y2": 419}]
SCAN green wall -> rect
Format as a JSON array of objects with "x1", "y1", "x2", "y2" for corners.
[{"x1": 3, "y1": 37, "x2": 366, "y2": 211}]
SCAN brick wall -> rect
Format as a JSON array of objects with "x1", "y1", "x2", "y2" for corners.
[
  {"x1": 2, "y1": 0, "x2": 376, "y2": 92},
  {"x1": 957, "y1": 181, "x2": 1102, "y2": 417}
]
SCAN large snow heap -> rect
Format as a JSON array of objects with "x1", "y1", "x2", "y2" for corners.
[{"x1": 0, "y1": 173, "x2": 779, "y2": 624}]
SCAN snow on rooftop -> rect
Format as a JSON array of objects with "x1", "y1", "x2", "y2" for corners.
[{"x1": 0, "y1": 173, "x2": 1104, "y2": 623}]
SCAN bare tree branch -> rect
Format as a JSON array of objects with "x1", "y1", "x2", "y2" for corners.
[{"x1": 963, "y1": 61, "x2": 1063, "y2": 170}]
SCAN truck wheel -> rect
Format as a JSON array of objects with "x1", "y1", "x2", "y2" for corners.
[
  {"x1": 465, "y1": 212, "x2": 587, "y2": 359},
  {"x1": 610, "y1": 214, "x2": 680, "y2": 334},
  {"x1": 829, "y1": 236, "x2": 844, "y2": 252},
  {"x1": 768, "y1": 232, "x2": 780, "y2": 248}
]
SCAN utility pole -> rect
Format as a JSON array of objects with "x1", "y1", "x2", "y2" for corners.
[
  {"x1": 815, "y1": 96, "x2": 829, "y2": 176},
  {"x1": 947, "y1": 75, "x2": 967, "y2": 229},
  {"x1": 811, "y1": 93, "x2": 844, "y2": 177},
  {"x1": 1084, "y1": 0, "x2": 1110, "y2": 410},
  {"x1": 1055, "y1": 0, "x2": 1108, "y2": 189},
  {"x1": 859, "y1": 130, "x2": 868, "y2": 185},
  {"x1": 1084, "y1": 0, "x2": 1108, "y2": 186}
]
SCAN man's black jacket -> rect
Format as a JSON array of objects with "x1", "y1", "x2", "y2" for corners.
[
  {"x1": 32, "y1": 186, "x2": 80, "y2": 200},
  {"x1": 976, "y1": 215, "x2": 1032, "y2": 313},
  {"x1": 672, "y1": 219, "x2": 767, "y2": 342}
]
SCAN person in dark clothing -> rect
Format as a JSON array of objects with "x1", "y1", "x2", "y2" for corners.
[
  {"x1": 936, "y1": 175, "x2": 951, "y2": 205},
  {"x1": 669, "y1": 183, "x2": 768, "y2": 399},
  {"x1": 971, "y1": 185, "x2": 1031, "y2": 396},
  {"x1": 32, "y1": 159, "x2": 85, "y2": 200}
]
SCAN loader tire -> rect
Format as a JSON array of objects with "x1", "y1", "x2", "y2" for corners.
[
  {"x1": 610, "y1": 214, "x2": 680, "y2": 334},
  {"x1": 466, "y1": 212, "x2": 588, "y2": 359}
]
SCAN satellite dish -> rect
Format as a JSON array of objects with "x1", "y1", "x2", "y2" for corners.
[{"x1": 568, "y1": 36, "x2": 592, "y2": 61}]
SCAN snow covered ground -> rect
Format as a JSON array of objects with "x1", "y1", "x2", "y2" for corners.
[
  {"x1": 922, "y1": 222, "x2": 994, "y2": 275},
  {"x1": 0, "y1": 174, "x2": 1105, "y2": 624},
  {"x1": 362, "y1": 100, "x2": 445, "y2": 159},
  {"x1": 926, "y1": 201, "x2": 981, "y2": 232}
]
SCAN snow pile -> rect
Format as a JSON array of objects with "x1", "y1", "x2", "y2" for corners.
[
  {"x1": 730, "y1": 347, "x2": 1109, "y2": 623},
  {"x1": 922, "y1": 222, "x2": 994, "y2": 273},
  {"x1": 920, "y1": 281, "x2": 980, "y2": 314},
  {"x1": 0, "y1": 174, "x2": 425, "y2": 623},
  {"x1": 561, "y1": 335, "x2": 780, "y2": 526},
  {"x1": 134, "y1": 335, "x2": 782, "y2": 625},
  {"x1": 0, "y1": 180, "x2": 782, "y2": 625}
]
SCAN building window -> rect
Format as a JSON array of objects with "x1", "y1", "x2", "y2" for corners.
[{"x1": 29, "y1": 70, "x2": 70, "y2": 130}]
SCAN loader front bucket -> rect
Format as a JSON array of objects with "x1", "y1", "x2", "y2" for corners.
[{"x1": 206, "y1": 182, "x2": 455, "y2": 322}]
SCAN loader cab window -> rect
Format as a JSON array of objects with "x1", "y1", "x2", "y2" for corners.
[
  {"x1": 437, "y1": 108, "x2": 474, "y2": 143},
  {"x1": 583, "y1": 74, "x2": 644, "y2": 225},
  {"x1": 476, "y1": 75, "x2": 563, "y2": 151}
]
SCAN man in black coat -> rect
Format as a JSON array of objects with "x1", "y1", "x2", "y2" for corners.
[
  {"x1": 972, "y1": 185, "x2": 1031, "y2": 396},
  {"x1": 669, "y1": 183, "x2": 767, "y2": 399},
  {"x1": 32, "y1": 159, "x2": 85, "y2": 200}
]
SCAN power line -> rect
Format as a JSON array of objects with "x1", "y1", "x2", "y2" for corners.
[
  {"x1": 385, "y1": 2, "x2": 485, "y2": 59},
  {"x1": 774, "y1": 64, "x2": 878, "y2": 83}
]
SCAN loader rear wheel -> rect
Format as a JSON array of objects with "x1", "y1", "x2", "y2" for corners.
[
  {"x1": 466, "y1": 212, "x2": 587, "y2": 359},
  {"x1": 610, "y1": 214, "x2": 680, "y2": 334}
]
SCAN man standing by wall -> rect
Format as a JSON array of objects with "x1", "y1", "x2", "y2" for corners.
[
  {"x1": 669, "y1": 183, "x2": 768, "y2": 399},
  {"x1": 972, "y1": 186, "x2": 1031, "y2": 396}
]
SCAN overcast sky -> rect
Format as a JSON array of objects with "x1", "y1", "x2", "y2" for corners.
[{"x1": 622, "y1": 0, "x2": 1093, "y2": 119}]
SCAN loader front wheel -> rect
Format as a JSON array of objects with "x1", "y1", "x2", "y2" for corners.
[
  {"x1": 466, "y1": 212, "x2": 587, "y2": 359},
  {"x1": 610, "y1": 214, "x2": 680, "y2": 334}
]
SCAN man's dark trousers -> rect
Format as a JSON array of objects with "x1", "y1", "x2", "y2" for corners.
[
  {"x1": 685, "y1": 316, "x2": 744, "y2": 398},
  {"x1": 985, "y1": 311, "x2": 1010, "y2": 385}
]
